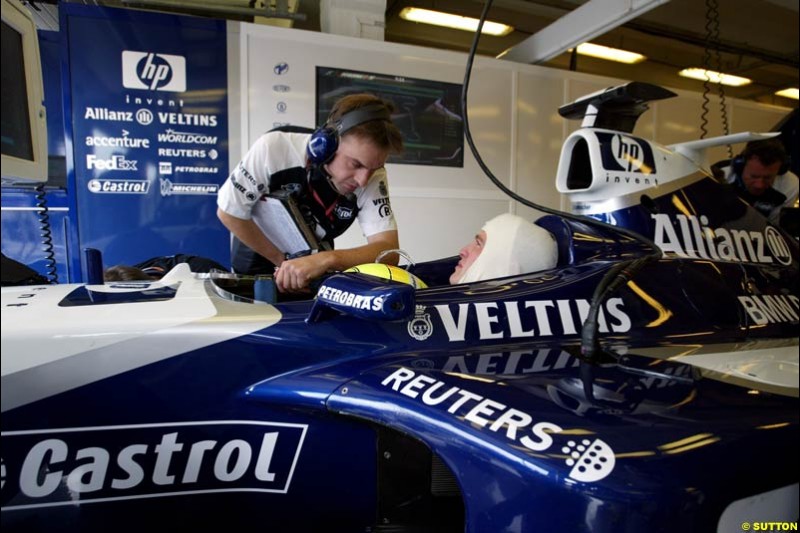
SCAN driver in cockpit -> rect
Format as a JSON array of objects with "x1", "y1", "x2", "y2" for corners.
[{"x1": 450, "y1": 213, "x2": 558, "y2": 285}]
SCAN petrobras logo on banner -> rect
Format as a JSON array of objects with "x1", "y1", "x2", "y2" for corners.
[
  {"x1": 160, "y1": 178, "x2": 219, "y2": 196},
  {"x1": 122, "y1": 51, "x2": 187, "y2": 92},
  {"x1": 88, "y1": 179, "x2": 150, "y2": 194},
  {"x1": 159, "y1": 162, "x2": 173, "y2": 175},
  {"x1": 86, "y1": 154, "x2": 138, "y2": 171},
  {"x1": 1, "y1": 421, "x2": 307, "y2": 510},
  {"x1": 173, "y1": 166, "x2": 219, "y2": 174}
]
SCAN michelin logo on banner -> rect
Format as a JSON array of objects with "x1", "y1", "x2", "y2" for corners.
[
  {"x1": 160, "y1": 178, "x2": 219, "y2": 196},
  {"x1": 122, "y1": 51, "x2": 187, "y2": 92}
]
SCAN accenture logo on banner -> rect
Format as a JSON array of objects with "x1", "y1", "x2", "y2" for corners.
[
  {"x1": 1, "y1": 421, "x2": 307, "y2": 510},
  {"x1": 653, "y1": 214, "x2": 793, "y2": 265},
  {"x1": 86, "y1": 130, "x2": 149, "y2": 149},
  {"x1": 122, "y1": 51, "x2": 187, "y2": 92}
]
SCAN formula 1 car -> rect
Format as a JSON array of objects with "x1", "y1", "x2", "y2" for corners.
[{"x1": 2, "y1": 83, "x2": 798, "y2": 533}]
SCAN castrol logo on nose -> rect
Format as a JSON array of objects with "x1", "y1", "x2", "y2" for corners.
[{"x1": 1, "y1": 421, "x2": 307, "y2": 510}]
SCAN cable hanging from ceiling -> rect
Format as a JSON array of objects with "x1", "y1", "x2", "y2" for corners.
[{"x1": 700, "y1": 0, "x2": 733, "y2": 158}]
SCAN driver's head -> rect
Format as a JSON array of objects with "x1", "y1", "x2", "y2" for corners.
[
  {"x1": 450, "y1": 213, "x2": 558, "y2": 285},
  {"x1": 325, "y1": 94, "x2": 404, "y2": 195}
]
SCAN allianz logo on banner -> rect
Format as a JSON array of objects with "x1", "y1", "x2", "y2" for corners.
[{"x1": 122, "y1": 51, "x2": 186, "y2": 92}]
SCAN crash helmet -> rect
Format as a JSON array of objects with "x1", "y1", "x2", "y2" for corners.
[{"x1": 345, "y1": 263, "x2": 428, "y2": 289}]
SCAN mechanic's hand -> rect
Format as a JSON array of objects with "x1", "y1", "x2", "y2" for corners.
[{"x1": 274, "y1": 255, "x2": 327, "y2": 293}]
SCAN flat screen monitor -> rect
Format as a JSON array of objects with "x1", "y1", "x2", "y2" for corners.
[
  {"x1": 316, "y1": 67, "x2": 464, "y2": 167},
  {"x1": 1, "y1": 0, "x2": 47, "y2": 184}
]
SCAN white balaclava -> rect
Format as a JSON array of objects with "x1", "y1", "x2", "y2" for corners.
[{"x1": 458, "y1": 213, "x2": 558, "y2": 284}]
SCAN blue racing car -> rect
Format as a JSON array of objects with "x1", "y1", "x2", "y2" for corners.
[{"x1": 2, "y1": 83, "x2": 797, "y2": 533}]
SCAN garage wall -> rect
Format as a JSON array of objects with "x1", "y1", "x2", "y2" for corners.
[{"x1": 229, "y1": 22, "x2": 791, "y2": 263}]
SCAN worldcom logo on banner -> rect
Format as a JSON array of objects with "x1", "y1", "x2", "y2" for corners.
[{"x1": 122, "y1": 51, "x2": 186, "y2": 92}]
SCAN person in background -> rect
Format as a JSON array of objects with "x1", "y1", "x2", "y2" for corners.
[
  {"x1": 217, "y1": 93, "x2": 404, "y2": 294},
  {"x1": 450, "y1": 213, "x2": 559, "y2": 285},
  {"x1": 712, "y1": 138, "x2": 799, "y2": 223},
  {"x1": 104, "y1": 265, "x2": 154, "y2": 281}
]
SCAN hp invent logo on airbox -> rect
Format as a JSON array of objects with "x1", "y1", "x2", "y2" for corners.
[
  {"x1": 122, "y1": 51, "x2": 186, "y2": 92},
  {"x1": 0, "y1": 421, "x2": 307, "y2": 510}
]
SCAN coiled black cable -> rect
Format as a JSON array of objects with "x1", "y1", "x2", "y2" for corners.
[
  {"x1": 34, "y1": 183, "x2": 58, "y2": 284},
  {"x1": 462, "y1": 0, "x2": 663, "y2": 361},
  {"x1": 702, "y1": 0, "x2": 733, "y2": 157}
]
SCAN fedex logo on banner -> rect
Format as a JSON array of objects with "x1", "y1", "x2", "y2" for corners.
[{"x1": 122, "y1": 51, "x2": 186, "y2": 92}]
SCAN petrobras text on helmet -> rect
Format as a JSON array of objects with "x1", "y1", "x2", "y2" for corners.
[{"x1": 317, "y1": 284, "x2": 385, "y2": 311}]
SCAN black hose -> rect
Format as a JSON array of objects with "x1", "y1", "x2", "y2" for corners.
[
  {"x1": 34, "y1": 184, "x2": 58, "y2": 284},
  {"x1": 702, "y1": 0, "x2": 733, "y2": 157}
]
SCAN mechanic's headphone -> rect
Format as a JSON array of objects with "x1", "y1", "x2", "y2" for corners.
[
  {"x1": 730, "y1": 155, "x2": 745, "y2": 177},
  {"x1": 307, "y1": 104, "x2": 392, "y2": 166}
]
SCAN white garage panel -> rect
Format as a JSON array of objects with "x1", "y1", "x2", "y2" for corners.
[{"x1": 228, "y1": 21, "x2": 793, "y2": 266}]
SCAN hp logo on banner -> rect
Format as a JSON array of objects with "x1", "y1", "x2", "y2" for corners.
[{"x1": 122, "y1": 51, "x2": 186, "y2": 92}]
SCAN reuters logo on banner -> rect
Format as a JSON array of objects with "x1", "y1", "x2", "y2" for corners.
[{"x1": 122, "y1": 51, "x2": 186, "y2": 92}]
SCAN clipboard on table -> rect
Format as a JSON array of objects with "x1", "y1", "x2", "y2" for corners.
[{"x1": 251, "y1": 190, "x2": 322, "y2": 259}]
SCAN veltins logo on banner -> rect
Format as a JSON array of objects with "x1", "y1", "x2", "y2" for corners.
[{"x1": 122, "y1": 51, "x2": 187, "y2": 92}]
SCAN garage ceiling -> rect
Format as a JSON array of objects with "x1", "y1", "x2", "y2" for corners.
[
  {"x1": 27, "y1": 0, "x2": 799, "y2": 105},
  {"x1": 380, "y1": 0, "x2": 799, "y2": 106}
]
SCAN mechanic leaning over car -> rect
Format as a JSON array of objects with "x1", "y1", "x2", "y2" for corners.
[
  {"x1": 216, "y1": 93, "x2": 404, "y2": 293},
  {"x1": 712, "y1": 138, "x2": 799, "y2": 224},
  {"x1": 450, "y1": 213, "x2": 559, "y2": 285}
]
